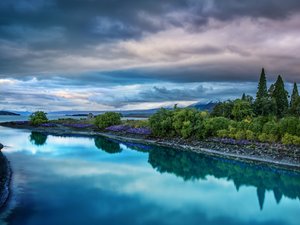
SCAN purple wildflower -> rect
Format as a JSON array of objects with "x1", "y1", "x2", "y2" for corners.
[
  {"x1": 105, "y1": 125, "x2": 130, "y2": 132},
  {"x1": 126, "y1": 127, "x2": 152, "y2": 135},
  {"x1": 40, "y1": 123, "x2": 57, "y2": 127},
  {"x1": 63, "y1": 123, "x2": 93, "y2": 128}
]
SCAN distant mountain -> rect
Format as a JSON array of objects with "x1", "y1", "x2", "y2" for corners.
[
  {"x1": 49, "y1": 109, "x2": 161, "y2": 118},
  {"x1": 0, "y1": 111, "x2": 20, "y2": 116},
  {"x1": 188, "y1": 102, "x2": 217, "y2": 111}
]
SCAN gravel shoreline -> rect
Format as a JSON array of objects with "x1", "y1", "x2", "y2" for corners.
[
  {"x1": 0, "y1": 150, "x2": 12, "y2": 209},
  {"x1": 1, "y1": 122, "x2": 300, "y2": 171}
]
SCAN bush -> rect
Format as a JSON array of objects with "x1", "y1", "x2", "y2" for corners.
[
  {"x1": 235, "y1": 130, "x2": 246, "y2": 140},
  {"x1": 278, "y1": 117, "x2": 299, "y2": 136},
  {"x1": 203, "y1": 117, "x2": 231, "y2": 138},
  {"x1": 122, "y1": 119, "x2": 149, "y2": 128},
  {"x1": 258, "y1": 133, "x2": 278, "y2": 143},
  {"x1": 245, "y1": 130, "x2": 256, "y2": 141},
  {"x1": 29, "y1": 111, "x2": 48, "y2": 126},
  {"x1": 149, "y1": 108, "x2": 175, "y2": 137},
  {"x1": 262, "y1": 120, "x2": 279, "y2": 136},
  {"x1": 281, "y1": 133, "x2": 294, "y2": 145},
  {"x1": 217, "y1": 129, "x2": 229, "y2": 138},
  {"x1": 94, "y1": 112, "x2": 121, "y2": 130},
  {"x1": 211, "y1": 101, "x2": 234, "y2": 119},
  {"x1": 281, "y1": 133, "x2": 300, "y2": 146},
  {"x1": 172, "y1": 108, "x2": 202, "y2": 139},
  {"x1": 231, "y1": 100, "x2": 253, "y2": 121},
  {"x1": 248, "y1": 117, "x2": 265, "y2": 133}
]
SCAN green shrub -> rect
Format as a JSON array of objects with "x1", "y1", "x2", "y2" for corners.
[
  {"x1": 94, "y1": 112, "x2": 121, "y2": 129},
  {"x1": 281, "y1": 133, "x2": 300, "y2": 146},
  {"x1": 235, "y1": 130, "x2": 246, "y2": 140},
  {"x1": 248, "y1": 117, "x2": 265, "y2": 133},
  {"x1": 262, "y1": 120, "x2": 279, "y2": 136},
  {"x1": 217, "y1": 129, "x2": 229, "y2": 138},
  {"x1": 231, "y1": 100, "x2": 254, "y2": 121},
  {"x1": 292, "y1": 136, "x2": 300, "y2": 145},
  {"x1": 258, "y1": 133, "x2": 278, "y2": 143},
  {"x1": 149, "y1": 108, "x2": 175, "y2": 137},
  {"x1": 245, "y1": 130, "x2": 256, "y2": 141},
  {"x1": 211, "y1": 101, "x2": 234, "y2": 119},
  {"x1": 278, "y1": 117, "x2": 299, "y2": 136},
  {"x1": 172, "y1": 108, "x2": 202, "y2": 139},
  {"x1": 123, "y1": 119, "x2": 149, "y2": 128},
  {"x1": 228, "y1": 127, "x2": 237, "y2": 139},
  {"x1": 203, "y1": 117, "x2": 231, "y2": 138},
  {"x1": 29, "y1": 111, "x2": 48, "y2": 126},
  {"x1": 281, "y1": 133, "x2": 294, "y2": 145}
]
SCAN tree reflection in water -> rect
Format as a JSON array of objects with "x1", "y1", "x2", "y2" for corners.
[
  {"x1": 94, "y1": 137, "x2": 122, "y2": 154},
  {"x1": 147, "y1": 146, "x2": 300, "y2": 210},
  {"x1": 29, "y1": 132, "x2": 47, "y2": 146}
]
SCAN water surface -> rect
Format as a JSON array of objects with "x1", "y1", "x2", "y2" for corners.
[{"x1": 0, "y1": 126, "x2": 299, "y2": 225}]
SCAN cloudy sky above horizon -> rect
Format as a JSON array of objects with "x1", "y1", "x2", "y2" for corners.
[{"x1": 1, "y1": 0, "x2": 300, "y2": 111}]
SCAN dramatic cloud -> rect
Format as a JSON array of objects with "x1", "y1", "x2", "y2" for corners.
[{"x1": 0, "y1": 0, "x2": 300, "y2": 110}]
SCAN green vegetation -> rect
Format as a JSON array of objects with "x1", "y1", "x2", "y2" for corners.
[
  {"x1": 94, "y1": 112, "x2": 121, "y2": 129},
  {"x1": 122, "y1": 119, "x2": 149, "y2": 128},
  {"x1": 148, "y1": 68, "x2": 300, "y2": 146},
  {"x1": 29, "y1": 111, "x2": 48, "y2": 126}
]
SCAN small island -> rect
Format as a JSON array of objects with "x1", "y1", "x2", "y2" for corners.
[{"x1": 0, "y1": 111, "x2": 20, "y2": 116}]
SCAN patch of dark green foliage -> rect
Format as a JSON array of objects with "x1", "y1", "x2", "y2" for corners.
[{"x1": 149, "y1": 68, "x2": 300, "y2": 145}]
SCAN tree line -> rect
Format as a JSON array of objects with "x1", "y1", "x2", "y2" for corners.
[{"x1": 149, "y1": 68, "x2": 300, "y2": 145}]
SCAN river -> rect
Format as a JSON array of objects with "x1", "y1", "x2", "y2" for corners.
[{"x1": 0, "y1": 125, "x2": 299, "y2": 225}]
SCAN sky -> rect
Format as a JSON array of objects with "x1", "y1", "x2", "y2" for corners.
[{"x1": 1, "y1": 0, "x2": 300, "y2": 111}]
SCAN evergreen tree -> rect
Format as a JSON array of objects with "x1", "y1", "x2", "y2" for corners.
[
  {"x1": 241, "y1": 93, "x2": 246, "y2": 101},
  {"x1": 254, "y1": 68, "x2": 274, "y2": 116},
  {"x1": 272, "y1": 75, "x2": 289, "y2": 117},
  {"x1": 290, "y1": 83, "x2": 299, "y2": 107},
  {"x1": 256, "y1": 68, "x2": 268, "y2": 100},
  {"x1": 290, "y1": 83, "x2": 300, "y2": 116}
]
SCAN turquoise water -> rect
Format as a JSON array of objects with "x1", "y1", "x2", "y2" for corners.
[{"x1": 0, "y1": 126, "x2": 299, "y2": 225}]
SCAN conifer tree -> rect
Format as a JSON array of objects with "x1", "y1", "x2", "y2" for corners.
[
  {"x1": 290, "y1": 82, "x2": 299, "y2": 107},
  {"x1": 290, "y1": 82, "x2": 300, "y2": 116},
  {"x1": 272, "y1": 75, "x2": 288, "y2": 117},
  {"x1": 241, "y1": 93, "x2": 246, "y2": 101},
  {"x1": 256, "y1": 68, "x2": 268, "y2": 100},
  {"x1": 254, "y1": 68, "x2": 274, "y2": 116}
]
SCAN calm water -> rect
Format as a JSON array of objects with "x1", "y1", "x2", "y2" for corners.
[{"x1": 0, "y1": 126, "x2": 299, "y2": 225}]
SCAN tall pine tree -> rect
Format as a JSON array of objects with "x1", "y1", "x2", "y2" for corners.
[
  {"x1": 290, "y1": 82, "x2": 300, "y2": 116},
  {"x1": 254, "y1": 68, "x2": 275, "y2": 116},
  {"x1": 272, "y1": 75, "x2": 288, "y2": 118},
  {"x1": 290, "y1": 82, "x2": 299, "y2": 107},
  {"x1": 256, "y1": 68, "x2": 268, "y2": 100}
]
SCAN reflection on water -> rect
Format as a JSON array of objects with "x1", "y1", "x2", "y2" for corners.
[
  {"x1": 148, "y1": 146, "x2": 300, "y2": 210},
  {"x1": 0, "y1": 127, "x2": 299, "y2": 225},
  {"x1": 29, "y1": 132, "x2": 47, "y2": 146},
  {"x1": 94, "y1": 137, "x2": 122, "y2": 154}
]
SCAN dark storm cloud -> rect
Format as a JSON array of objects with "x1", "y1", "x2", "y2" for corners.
[
  {"x1": 1, "y1": 0, "x2": 300, "y2": 51},
  {"x1": 1, "y1": 0, "x2": 300, "y2": 110}
]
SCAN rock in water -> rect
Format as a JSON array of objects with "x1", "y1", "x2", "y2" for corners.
[{"x1": 0, "y1": 143, "x2": 3, "y2": 150}]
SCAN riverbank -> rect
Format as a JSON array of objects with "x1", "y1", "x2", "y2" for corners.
[
  {"x1": 0, "y1": 121, "x2": 300, "y2": 171},
  {"x1": 0, "y1": 149, "x2": 12, "y2": 209}
]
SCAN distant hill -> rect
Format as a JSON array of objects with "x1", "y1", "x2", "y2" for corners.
[
  {"x1": 0, "y1": 111, "x2": 20, "y2": 116},
  {"x1": 188, "y1": 102, "x2": 217, "y2": 111},
  {"x1": 49, "y1": 109, "x2": 161, "y2": 118}
]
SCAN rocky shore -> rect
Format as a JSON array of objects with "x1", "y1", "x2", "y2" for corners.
[
  {"x1": 1, "y1": 121, "x2": 300, "y2": 171},
  {"x1": 0, "y1": 146, "x2": 11, "y2": 209}
]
